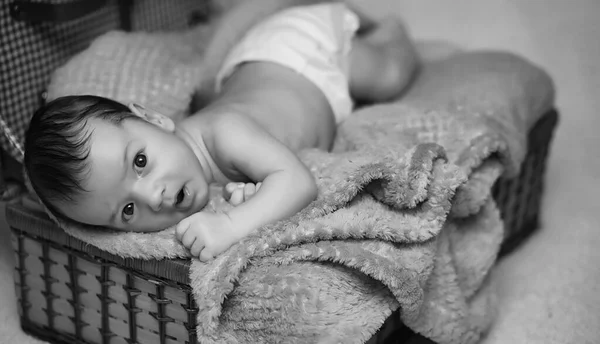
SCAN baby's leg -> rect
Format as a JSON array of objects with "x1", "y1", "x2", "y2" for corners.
[{"x1": 348, "y1": 17, "x2": 419, "y2": 103}]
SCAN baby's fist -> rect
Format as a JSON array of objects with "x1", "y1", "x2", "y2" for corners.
[{"x1": 175, "y1": 212, "x2": 237, "y2": 262}]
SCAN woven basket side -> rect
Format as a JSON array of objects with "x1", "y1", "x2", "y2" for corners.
[
  {"x1": 494, "y1": 109, "x2": 558, "y2": 255},
  {"x1": 11, "y1": 229, "x2": 199, "y2": 344}
]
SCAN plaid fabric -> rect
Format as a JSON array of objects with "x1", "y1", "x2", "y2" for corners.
[
  {"x1": 132, "y1": 0, "x2": 211, "y2": 31},
  {"x1": 0, "y1": 0, "x2": 121, "y2": 162},
  {"x1": 0, "y1": 0, "x2": 208, "y2": 164},
  {"x1": 46, "y1": 28, "x2": 209, "y2": 125}
]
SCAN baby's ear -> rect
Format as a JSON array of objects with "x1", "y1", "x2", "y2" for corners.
[
  {"x1": 127, "y1": 103, "x2": 175, "y2": 132},
  {"x1": 128, "y1": 103, "x2": 146, "y2": 118}
]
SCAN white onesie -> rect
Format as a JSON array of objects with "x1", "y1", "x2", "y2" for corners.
[{"x1": 215, "y1": 3, "x2": 360, "y2": 123}]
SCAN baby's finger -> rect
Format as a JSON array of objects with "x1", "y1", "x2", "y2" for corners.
[
  {"x1": 180, "y1": 229, "x2": 197, "y2": 249},
  {"x1": 199, "y1": 250, "x2": 215, "y2": 262},
  {"x1": 256, "y1": 182, "x2": 262, "y2": 192},
  {"x1": 190, "y1": 240, "x2": 205, "y2": 258},
  {"x1": 243, "y1": 183, "x2": 256, "y2": 200},
  {"x1": 175, "y1": 219, "x2": 190, "y2": 241},
  {"x1": 224, "y1": 183, "x2": 245, "y2": 199},
  {"x1": 229, "y1": 188, "x2": 245, "y2": 206},
  {"x1": 223, "y1": 183, "x2": 238, "y2": 200}
]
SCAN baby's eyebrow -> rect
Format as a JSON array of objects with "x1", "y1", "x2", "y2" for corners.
[{"x1": 122, "y1": 141, "x2": 132, "y2": 177}]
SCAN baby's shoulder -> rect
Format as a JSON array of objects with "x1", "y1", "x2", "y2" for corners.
[
  {"x1": 199, "y1": 109, "x2": 252, "y2": 153},
  {"x1": 206, "y1": 106, "x2": 260, "y2": 137},
  {"x1": 184, "y1": 107, "x2": 245, "y2": 137},
  {"x1": 201, "y1": 111, "x2": 258, "y2": 181}
]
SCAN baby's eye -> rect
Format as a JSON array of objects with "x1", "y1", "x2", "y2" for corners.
[
  {"x1": 122, "y1": 203, "x2": 135, "y2": 222},
  {"x1": 133, "y1": 152, "x2": 147, "y2": 171}
]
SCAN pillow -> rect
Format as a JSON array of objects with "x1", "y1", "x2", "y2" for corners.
[{"x1": 46, "y1": 26, "x2": 211, "y2": 122}]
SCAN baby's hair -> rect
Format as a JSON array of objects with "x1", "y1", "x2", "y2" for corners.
[{"x1": 24, "y1": 95, "x2": 137, "y2": 218}]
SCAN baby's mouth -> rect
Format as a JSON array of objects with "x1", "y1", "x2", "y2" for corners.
[
  {"x1": 174, "y1": 185, "x2": 193, "y2": 211},
  {"x1": 175, "y1": 187, "x2": 185, "y2": 206}
]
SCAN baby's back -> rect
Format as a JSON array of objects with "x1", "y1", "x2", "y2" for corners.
[{"x1": 216, "y1": 61, "x2": 337, "y2": 152}]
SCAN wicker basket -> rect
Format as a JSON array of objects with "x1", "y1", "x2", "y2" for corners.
[{"x1": 7, "y1": 110, "x2": 558, "y2": 344}]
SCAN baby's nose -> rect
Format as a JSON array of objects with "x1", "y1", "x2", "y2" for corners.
[
  {"x1": 136, "y1": 182, "x2": 165, "y2": 212},
  {"x1": 149, "y1": 185, "x2": 166, "y2": 212}
]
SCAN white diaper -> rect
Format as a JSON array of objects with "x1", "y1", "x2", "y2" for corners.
[{"x1": 215, "y1": 3, "x2": 360, "y2": 123}]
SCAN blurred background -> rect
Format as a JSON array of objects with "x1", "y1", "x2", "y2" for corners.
[{"x1": 1, "y1": 0, "x2": 599, "y2": 343}]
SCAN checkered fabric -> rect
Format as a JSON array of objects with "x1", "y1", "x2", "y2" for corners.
[
  {"x1": 132, "y1": 0, "x2": 211, "y2": 31},
  {"x1": 46, "y1": 27, "x2": 209, "y2": 125},
  {"x1": 0, "y1": 0, "x2": 208, "y2": 164},
  {"x1": 0, "y1": 0, "x2": 120, "y2": 162}
]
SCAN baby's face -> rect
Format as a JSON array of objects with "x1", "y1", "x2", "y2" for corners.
[{"x1": 59, "y1": 114, "x2": 209, "y2": 232}]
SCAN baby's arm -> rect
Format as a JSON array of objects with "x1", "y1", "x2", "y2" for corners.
[
  {"x1": 217, "y1": 113, "x2": 317, "y2": 227},
  {"x1": 176, "y1": 113, "x2": 317, "y2": 261}
]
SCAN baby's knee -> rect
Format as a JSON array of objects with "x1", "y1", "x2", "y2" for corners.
[
  {"x1": 385, "y1": 48, "x2": 419, "y2": 94},
  {"x1": 371, "y1": 48, "x2": 418, "y2": 102},
  {"x1": 364, "y1": 23, "x2": 420, "y2": 100},
  {"x1": 348, "y1": 19, "x2": 420, "y2": 102}
]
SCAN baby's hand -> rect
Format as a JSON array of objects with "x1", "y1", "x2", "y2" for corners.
[
  {"x1": 223, "y1": 182, "x2": 262, "y2": 206},
  {"x1": 175, "y1": 212, "x2": 238, "y2": 262}
]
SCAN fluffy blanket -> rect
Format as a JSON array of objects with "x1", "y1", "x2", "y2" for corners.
[{"x1": 40, "y1": 2, "x2": 555, "y2": 343}]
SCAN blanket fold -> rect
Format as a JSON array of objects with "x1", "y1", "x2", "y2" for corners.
[{"x1": 45, "y1": 2, "x2": 555, "y2": 343}]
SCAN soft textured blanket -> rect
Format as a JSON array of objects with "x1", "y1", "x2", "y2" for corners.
[{"x1": 41, "y1": 2, "x2": 555, "y2": 344}]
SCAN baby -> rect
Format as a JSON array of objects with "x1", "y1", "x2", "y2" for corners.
[{"x1": 24, "y1": 3, "x2": 418, "y2": 261}]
